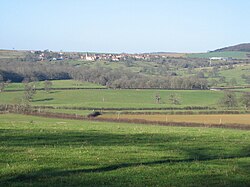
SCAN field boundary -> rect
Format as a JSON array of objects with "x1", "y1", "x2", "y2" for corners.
[
  {"x1": 102, "y1": 110, "x2": 250, "y2": 115},
  {"x1": 1, "y1": 110, "x2": 249, "y2": 130},
  {"x1": 4, "y1": 87, "x2": 108, "y2": 92},
  {"x1": 211, "y1": 85, "x2": 250, "y2": 90},
  {"x1": 4, "y1": 87, "x2": 218, "y2": 92},
  {"x1": 33, "y1": 105, "x2": 216, "y2": 111}
]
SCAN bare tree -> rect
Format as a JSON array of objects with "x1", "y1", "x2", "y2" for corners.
[
  {"x1": 169, "y1": 93, "x2": 181, "y2": 105},
  {"x1": 219, "y1": 91, "x2": 238, "y2": 108},
  {"x1": 44, "y1": 80, "x2": 53, "y2": 93},
  {"x1": 22, "y1": 80, "x2": 36, "y2": 104},
  {"x1": 0, "y1": 75, "x2": 11, "y2": 92},
  {"x1": 155, "y1": 93, "x2": 161, "y2": 104},
  {"x1": 241, "y1": 92, "x2": 250, "y2": 110}
]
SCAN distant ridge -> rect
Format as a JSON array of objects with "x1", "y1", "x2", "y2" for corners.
[{"x1": 213, "y1": 43, "x2": 250, "y2": 52}]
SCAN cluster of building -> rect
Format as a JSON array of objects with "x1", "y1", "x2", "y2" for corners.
[
  {"x1": 209, "y1": 57, "x2": 231, "y2": 61},
  {"x1": 30, "y1": 50, "x2": 65, "y2": 61},
  {"x1": 81, "y1": 53, "x2": 161, "y2": 62},
  {"x1": 30, "y1": 50, "x2": 167, "y2": 62}
]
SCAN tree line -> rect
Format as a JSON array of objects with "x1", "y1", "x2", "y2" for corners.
[
  {"x1": 0, "y1": 61, "x2": 209, "y2": 89},
  {"x1": 70, "y1": 67, "x2": 208, "y2": 89},
  {"x1": 219, "y1": 91, "x2": 250, "y2": 109}
]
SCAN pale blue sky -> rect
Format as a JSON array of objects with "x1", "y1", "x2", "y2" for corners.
[{"x1": 0, "y1": 0, "x2": 250, "y2": 53}]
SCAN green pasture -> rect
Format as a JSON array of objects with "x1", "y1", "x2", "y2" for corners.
[
  {"x1": 187, "y1": 51, "x2": 249, "y2": 59},
  {"x1": 0, "y1": 89, "x2": 224, "y2": 108},
  {"x1": 0, "y1": 114, "x2": 249, "y2": 186},
  {"x1": 76, "y1": 59, "x2": 168, "y2": 75},
  {"x1": 44, "y1": 108, "x2": 93, "y2": 116},
  {"x1": 229, "y1": 88, "x2": 250, "y2": 92},
  {"x1": 5, "y1": 80, "x2": 105, "y2": 91},
  {"x1": 218, "y1": 65, "x2": 250, "y2": 86}
]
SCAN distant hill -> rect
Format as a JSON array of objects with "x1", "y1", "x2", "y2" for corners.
[
  {"x1": 0, "y1": 49, "x2": 28, "y2": 59},
  {"x1": 187, "y1": 51, "x2": 249, "y2": 59},
  {"x1": 213, "y1": 43, "x2": 250, "y2": 52}
]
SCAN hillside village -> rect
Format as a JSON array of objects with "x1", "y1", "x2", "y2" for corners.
[
  {"x1": 33, "y1": 50, "x2": 166, "y2": 62},
  {"x1": 1, "y1": 0, "x2": 250, "y2": 186},
  {"x1": 28, "y1": 50, "x2": 249, "y2": 63}
]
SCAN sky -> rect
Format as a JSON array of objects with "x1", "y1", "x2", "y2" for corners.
[{"x1": 0, "y1": 0, "x2": 250, "y2": 53}]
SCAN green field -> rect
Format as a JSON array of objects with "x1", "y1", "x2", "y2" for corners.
[
  {"x1": 230, "y1": 88, "x2": 250, "y2": 92},
  {"x1": 44, "y1": 108, "x2": 93, "y2": 116},
  {"x1": 219, "y1": 65, "x2": 250, "y2": 86},
  {"x1": 5, "y1": 80, "x2": 105, "y2": 91},
  {"x1": 187, "y1": 51, "x2": 249, "y2": 59},
  {"x1": 0, "y1": 89, "x2": 224, "y2": 108},
  {"x1": 0, "y1": 114, "x2": 249, "y2": 186}
]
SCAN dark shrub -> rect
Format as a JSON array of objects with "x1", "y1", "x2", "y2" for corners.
[{"x1": 87, "y1": 111, "x2": 102, "y2": 118}]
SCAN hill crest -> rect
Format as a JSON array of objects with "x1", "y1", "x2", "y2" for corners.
[{"x1": 213, "y1": 43, "x2": 250, "y2": 52}]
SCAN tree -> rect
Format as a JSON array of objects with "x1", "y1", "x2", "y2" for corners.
[
  {"x1": 219, "y1": 76, "x2": 226, "y2": 84},
  {"x1": 210, "y1": 67, "x2": 219, "y2": 77},
  {"x1": 169, "y1": 93, "x2": 181, "y2": 105},
  {"x1": 23, "y1": 80, "x2": 36, "y2": 103},
  {"x1": 196, "y1": 71, "x2": 205, "y2": 78},
  {"x1": 229, "y1": 78, "x2": 237, "y2": 86},
  {"x1": 44, "y1": 80, "x2": 53, "y2": 93},
  {"x1": 0, "y1": 75, "x2": 11, "y2": 92},
  {"x1": 0, "y1": 76, "x2": 4, "y2": 92},
  {"x1": 210, "y1": 79, "x2": 219, "y2": 87},
  {"x1": 241, "y1": 92, "x2": 250, "y2": 110},
  {"x1": 155, "y1": 94, "x2": 161, "y2": 104},
  {"x1": 241, "y1": 74, "x2": 250, "y2": 84},
  {"x1": 219, "y1": 91, "x2": 238, "y2": 108}
]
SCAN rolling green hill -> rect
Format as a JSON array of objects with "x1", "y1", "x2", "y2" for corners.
[
  {"x1": 187, "y1": 43, "x2": 250, "y2": 59},
  {"x1": 213, "y1": 43, "x2": 250, "y2": 52},
  {"x1": 187, "y1": 51, "x2": 249, "y2": 59}
]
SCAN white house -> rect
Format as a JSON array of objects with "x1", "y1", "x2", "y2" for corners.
[{"x1": 85, "y1": 53, "x2": 95, "y2": 61}]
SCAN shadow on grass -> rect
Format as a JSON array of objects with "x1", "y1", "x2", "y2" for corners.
[
  {"x1": 32, "y1": 98, "x2": 54, "y2": 102},
  {"x1": 1, "y1": 149, "x2": 250, "y2": 186},
  {"x1": 1, "y1": 128, "x2": 250, "y2": 186},
  {"x1": 1, "y1": 128, "x2": 250, "y2": 157},
  {"x1": 47, "y1": 91, "x2": 60, "y2": 94},
  {"x1": 0, "y1": 129, "x2": 184, "y2": 147}
]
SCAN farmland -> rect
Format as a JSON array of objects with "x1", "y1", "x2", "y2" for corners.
[
  {"x1": 100, "y1": 114, "x2": 250, "y2": 126},
  {"x1": 0, "y1": 114, "x2": 250, "y2": 187},
  {"x1": 1, "y1": 1, "x2": 250, "y2": 186},
  {"x1": 5, "y1": 80, "x2": 105, "y2": 91},
  {"x1": 0, "y1": 86, "x2": 224, "y2": 108},
  {"x1": 0, "y1": 49, "x2": 250, "y2": 186}
]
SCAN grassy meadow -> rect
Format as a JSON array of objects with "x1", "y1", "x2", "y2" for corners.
[
  {"x1": 0, "y1": 114, "x2": 249, "y2": 187},
  {"x1": 5, "y1": 80, "x2": 105, "y2": 91},
  {"x1": 187, "y1": 51, "x2": 249, "y2": 59},
  {"x1": 0, "y1": 68, "x2": 249, "y2": 187},
  {"x1": 0, "y1": 88, "x2": 224, "y2": 108},
  {"x1": 214, "y1": 64, "x2": 250, "y2": 86}
]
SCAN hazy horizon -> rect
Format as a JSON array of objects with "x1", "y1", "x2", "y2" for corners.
[{"x1": 1, "y1": 0, "x2": 250, "y2": 53}]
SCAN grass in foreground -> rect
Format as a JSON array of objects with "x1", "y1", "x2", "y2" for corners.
[{"x1": 0, "y1": 114, "x2": 249, "y2": 186}]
